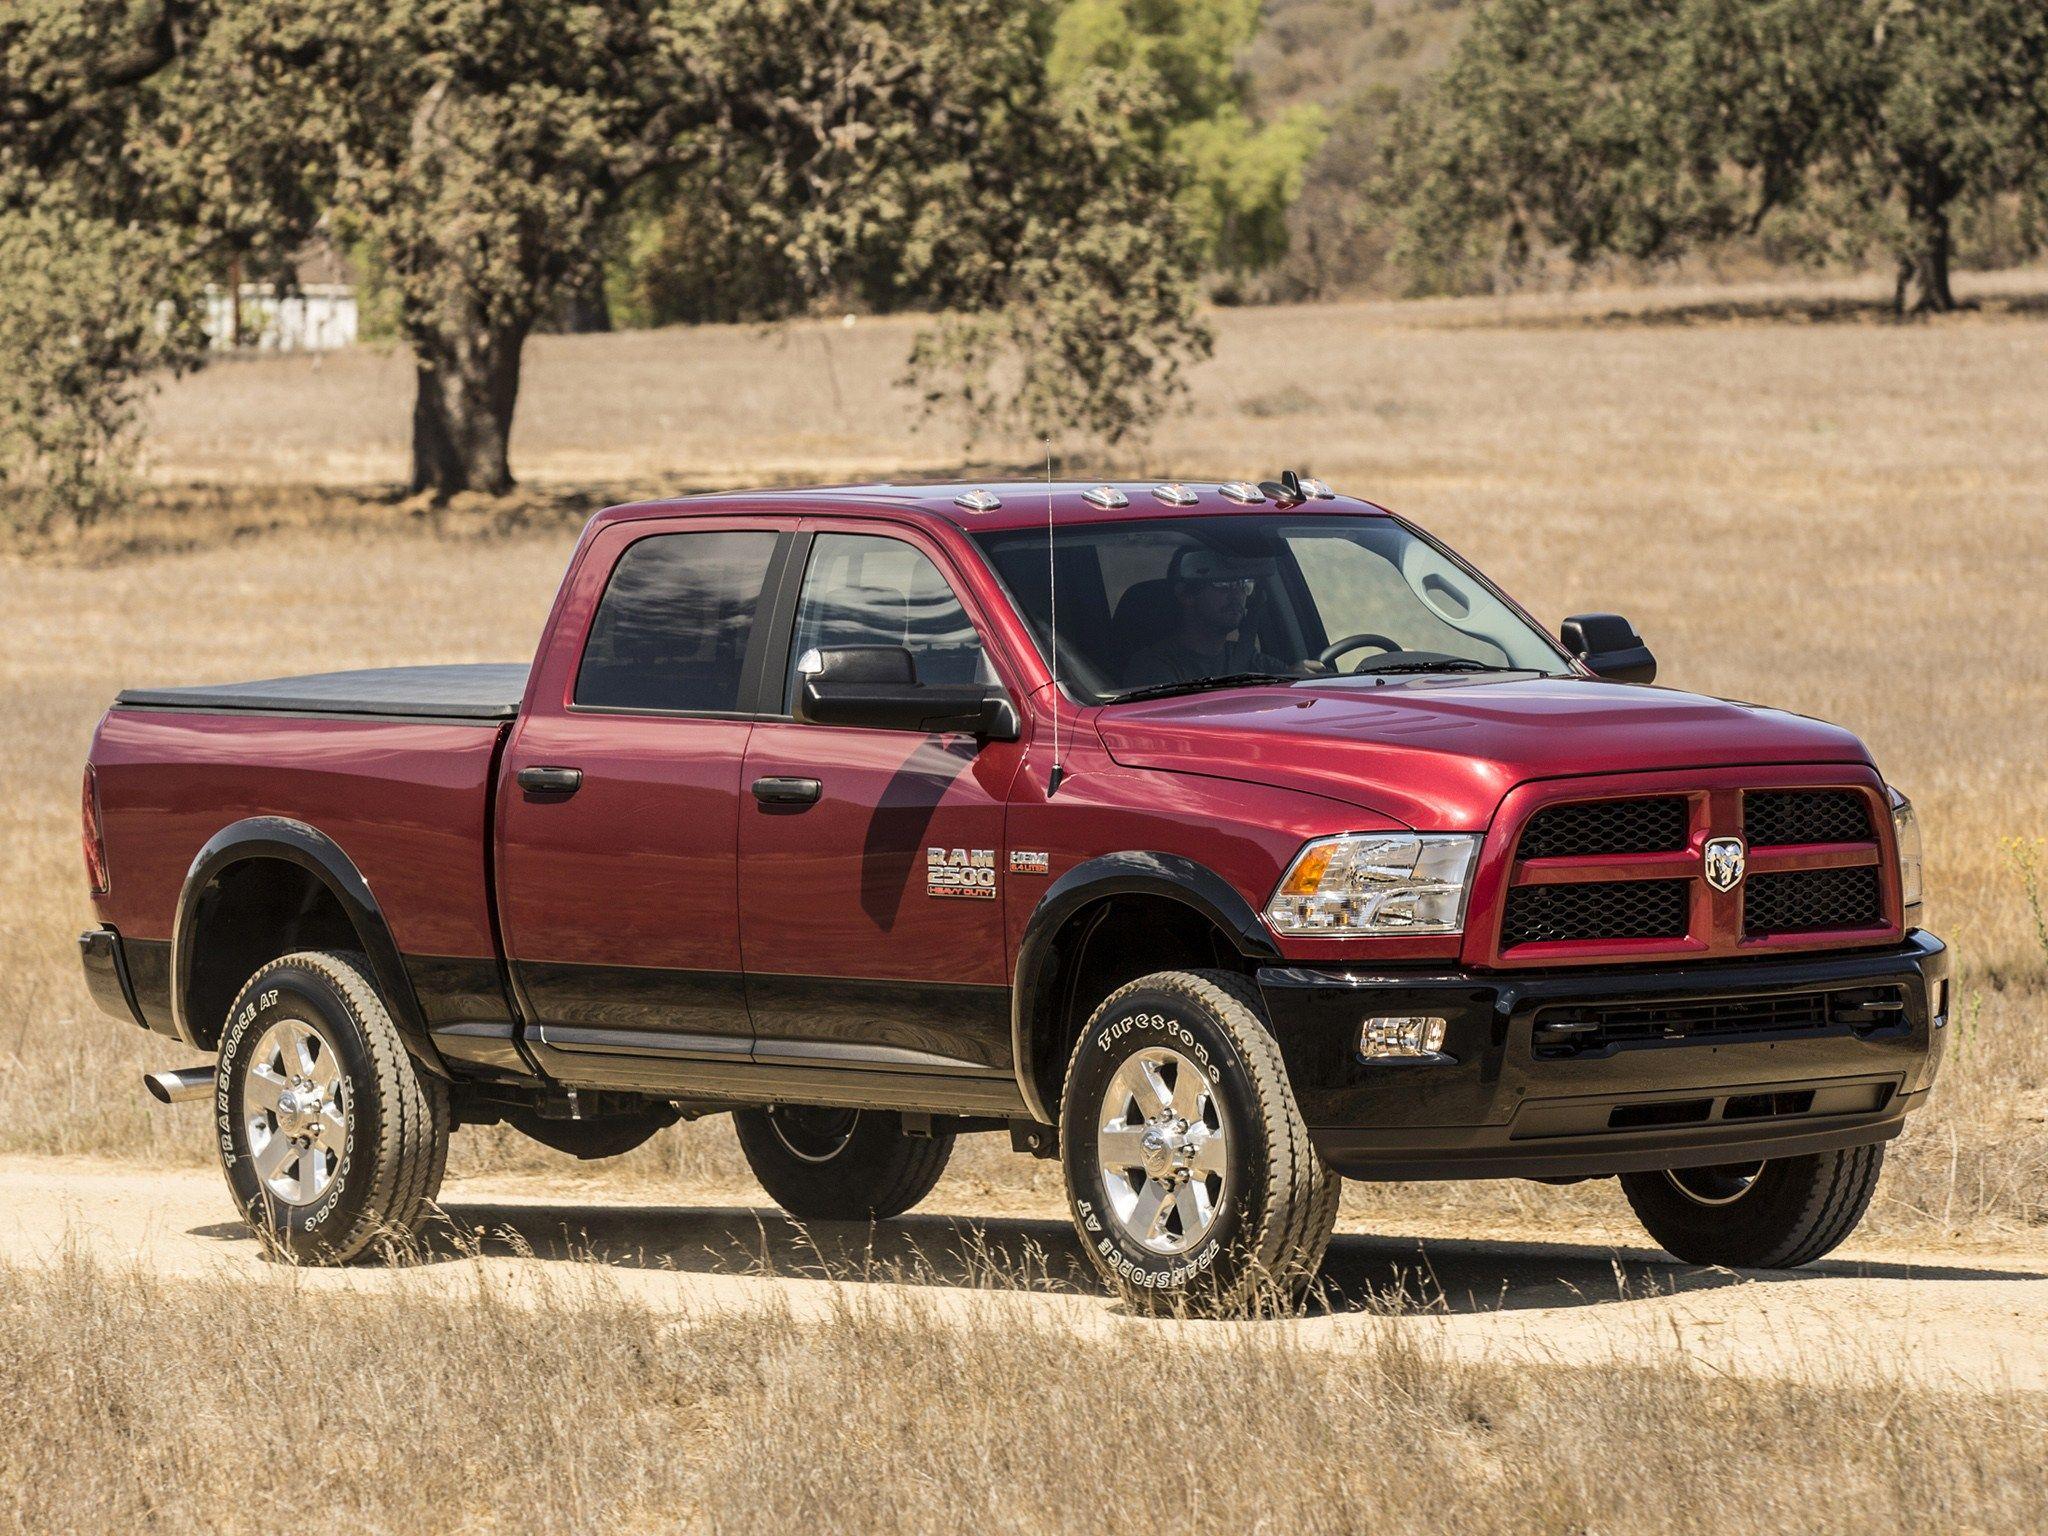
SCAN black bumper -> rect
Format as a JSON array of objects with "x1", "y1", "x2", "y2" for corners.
[{"x1": 1260, "y1": 932, "x2": 1949, "y2": 1181}]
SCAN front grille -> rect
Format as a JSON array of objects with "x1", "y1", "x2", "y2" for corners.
[
  {"x1": 1533, "y1": 984, "x2": 1906, "y2": 1058},
  {"x1": 1744, "y1": 865, "x2": 1884, "y2": 935},
  {"x1": 1501, "y1": 879, "x2": 1690, "y2": 947},
  {"x1": 1518, "y1": 797, "x2": 1689, "y2": 859},
  {"x1": 1745, "y1": 789, "x2": 1872, "y2": 846}
]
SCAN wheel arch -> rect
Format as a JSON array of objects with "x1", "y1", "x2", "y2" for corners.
[
  {"x1": 172, "y1": 817, "x2": 445, "y2": 1074},
  {"x1": 1011, "y1": 852, "x2": 1279, "y2": 1124}
]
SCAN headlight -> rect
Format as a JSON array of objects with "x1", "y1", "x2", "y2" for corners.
[
  {"x1": 1888, "y1": 787, "x2": 1923, "y2": 914},
  {"x1": 1266, "y1": 832, "x2": 1482, "y2": 936}
]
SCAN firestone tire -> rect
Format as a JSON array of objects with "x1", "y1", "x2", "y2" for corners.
[
  {"x1": 1620, "y1": 1144, "x2": 1884, "y2": 1269},
  {"x1": 1059, "y1": 969, "x2": 1339, "y2": 1316},
  {"x1": 733, "y1": 1106, "x2": 953, "y2": 1220},
  {"x1": 214, "y1": 950, "x2": 450, "y2": 1264}
]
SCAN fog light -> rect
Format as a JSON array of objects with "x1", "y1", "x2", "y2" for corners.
[{"x1": 1360, "y1": 1016, "x2": 1448, "y2": 1059}]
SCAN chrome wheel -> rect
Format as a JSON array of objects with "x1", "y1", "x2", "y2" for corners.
[
  {"x1": 1096, "y1": 1046, "x2": 1228, "y2": 1254},
  {"x1": 767, "y1": 1105, "x2": 858, "y2": 1164},
  {"x1": 241, "y1": 1017, "x2": 346, "y2": 1206},
  {"x1": 1664, "y1": 1161, "x2": 1764, "y2": 1207}
]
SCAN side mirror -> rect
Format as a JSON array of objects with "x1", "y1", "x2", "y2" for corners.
[
  {"x1": 1561, "y1": 613, "x2": 1656, "y2": 684},
  {"x1": 795, "y1": 645, "x2": 1021, "y2": 740}
]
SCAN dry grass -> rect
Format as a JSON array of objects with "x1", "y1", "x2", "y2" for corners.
[
  {"x1": 2, "y1": 272, "x2": 2045, "y2": 1241},
  {"x1": 2, "y1": 1247, "x2": 2044, "y2": 1536}
]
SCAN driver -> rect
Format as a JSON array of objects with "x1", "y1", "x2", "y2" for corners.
[{"x1": 1124, "y1": 547, "x2": 1312, "y2": 688}]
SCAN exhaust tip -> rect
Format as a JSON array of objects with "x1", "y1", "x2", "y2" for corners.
[{"x1": 144, "y1": 1066, "x2": 215, "y2": 1105}]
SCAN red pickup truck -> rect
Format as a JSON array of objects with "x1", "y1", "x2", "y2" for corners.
[{"x1": 79, "y1": 478, "x2": 1945, "y2": 1309}]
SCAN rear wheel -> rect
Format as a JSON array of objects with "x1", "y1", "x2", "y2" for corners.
[
  {"x1": 732, "y1": 1106, "x2": 953, "y2": 1220},
  {"x1": 215, "y1": 950, "x2": 449, "y2": 1263},
  {"x1": 1621, "y1": 1144, "x2": 1884, "y2": 1268},
  {"x1": 1059, "y1": 969, "x2": 1339, "y2": 1315}
]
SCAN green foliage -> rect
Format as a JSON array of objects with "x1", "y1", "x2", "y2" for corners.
[
  {"x1": 0, "y1": 206, "x2": 202, "y2": 537},
  {"x1": 1048, "y1": 0, "x2": 1326, "y2": 281},
  {"x1": 904, "y1": 68, "x2": 1214, "y2": 446},
  {"x1": 7, "y1": 0, "x2": 1215, "y2": 504},
  {"x1": 1393, "y1": 0, "x2": 2048, "y2": 310},
  {"x1": 0, "y1": 0, "x2": 329, "y2": 527},
  {"x1": 608, "y1": 0, "x2": 1215, "y2": 447}
]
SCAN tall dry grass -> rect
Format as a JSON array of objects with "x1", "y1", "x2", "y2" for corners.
[
  {"x1": 2, "y1": 1248, "x2": 2043, "y2": 1535},
  {"x1": 1, "y1": 278, "x2": 2043, "y2": 1241}
]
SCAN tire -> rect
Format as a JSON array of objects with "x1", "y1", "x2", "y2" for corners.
[
  {"x1": 1059, "y1": 969, "x2": 1339, "y2": 1315},
  {"x1": 1620, "y1": 1144, "x2": 1884, "y2": 1268},
  {"x1": 732, "y1": 1106, "x2": 953, "y2": 1220},
  {"x1": 214, "y1": 950, "x2": 450, "y2": 1264}
]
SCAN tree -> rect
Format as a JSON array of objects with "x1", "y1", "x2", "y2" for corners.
[
  {"x1": 1394, "y1": 0, "x2": 2048, "y2": 313},
  {"x1": 0, "y1": 1, "x2": 334, "y2": 529},
  {"x1": 0, "y1": 207, "x2": 200, "y2": 536},
  {"x1": 1046, "y1": 0, "x2": 1326, "y2": 284},
  {"x1": 6, "y1": 0, "x2": 1212, "y2": 517},
  {"x1": 289, "y1": 0, "x2": 1210, "y2": 498}
]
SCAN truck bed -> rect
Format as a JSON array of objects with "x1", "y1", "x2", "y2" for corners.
[{"x1": 116, "y1": 664, "x2": 529, "y2": 722}]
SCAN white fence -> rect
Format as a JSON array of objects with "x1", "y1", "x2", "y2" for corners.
[{"x1": 202, "y1": 283, "x2": 359, "y2": 352}]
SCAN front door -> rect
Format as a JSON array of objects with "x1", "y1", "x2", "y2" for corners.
[
  {"x1": 497, "y1": 518, "x2": 789, "y2": 1076},
  {"x1": 737, "y1": 526, "x2": 1025, "y2": 1078}
]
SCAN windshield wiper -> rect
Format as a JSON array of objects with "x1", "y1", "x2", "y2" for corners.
[
  {"x1": 1104, "y1": 671, "x2": 1304, "y2": 704},
  {"x1": 1349, "y1": 658, "x2": 1527, "y2": 676}
]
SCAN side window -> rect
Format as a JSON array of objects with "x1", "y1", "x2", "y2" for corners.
[
  {"x1": 784, "y1": 533, "x2": 994, "y2": 709},
  {"x1": 575, "y1": 530, "x2": 779, "y2": 712}
]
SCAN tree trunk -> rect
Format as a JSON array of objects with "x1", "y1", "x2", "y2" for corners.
[
  {"x1": 558, "y1": 267, "x2": 613, "y2": 333},
  {"x1": 1894, "y1": 195, "x2": 1956, "y2": 316},
  {"x1": 408, "y1": 320, "x2": 527, "y2": 499}
]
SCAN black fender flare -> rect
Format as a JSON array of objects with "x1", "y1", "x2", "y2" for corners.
[
  {"x1": 1010, "y1": 851, "x2": 1280, "y2": 1123},
  {"x1": 172, "y1": 816, "x2": 445, "y2": 1075}
]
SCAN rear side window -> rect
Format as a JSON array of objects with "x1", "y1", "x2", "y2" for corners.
[{"x1": 575, "y1": 530, "x2": 779, "y2": 712}]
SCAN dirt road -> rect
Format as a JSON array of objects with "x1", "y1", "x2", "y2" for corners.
[{"x1": 4, "y1": 1156, "x2": 2042, "y2": 1390}]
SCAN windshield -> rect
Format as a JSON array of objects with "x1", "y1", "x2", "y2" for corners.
[{"x1": 975, "y1": 514, "x2": 1571, "y2": 702}]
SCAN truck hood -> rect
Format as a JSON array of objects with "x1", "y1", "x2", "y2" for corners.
[{"x1": 1092, "y1": 676, "x2": 1871, "y2": 830}]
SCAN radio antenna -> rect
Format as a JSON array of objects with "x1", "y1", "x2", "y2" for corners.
[{"x1": 1044, "y1": 439, "x2": 1064, "y2": 798}]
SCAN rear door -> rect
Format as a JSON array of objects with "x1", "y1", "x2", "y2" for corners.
[
  {"x1": 736, "y1": 523, "x2": 1026, "y2": 1079},
  {"x1": 496, "y1": 516, "x2": 792, "y2": 1074}
]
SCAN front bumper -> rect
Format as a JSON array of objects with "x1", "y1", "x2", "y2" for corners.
[{"x1": 1261, "y1": 931, "x2": 1948, "y2": 1181}]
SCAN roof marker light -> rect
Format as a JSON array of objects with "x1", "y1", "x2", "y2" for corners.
[
  {"x1": 1300, "y1": 476, "x2": 1336, "y2": 499},
  {"x1": 953, "y1": 488, "x2": 1002, "y2": 512},
  {"x1": 1082, "y1": 485, "x2": 1129, "y2": 509},
  {"x1": 1219, "y1": 481, "x2": 1266, "y2": 505},
  {"x1": 1152, "y1": 483, "x2": 1199, "y2": 506}
]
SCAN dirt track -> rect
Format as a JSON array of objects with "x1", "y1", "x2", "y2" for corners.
[{"x1": 4, "y1": 1156, "x2": 2043, "y2": 1390}]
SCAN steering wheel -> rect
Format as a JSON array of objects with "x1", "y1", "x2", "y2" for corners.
[{"x1": 1317, "y1": 633, "x2": 1402, "y2": 672}]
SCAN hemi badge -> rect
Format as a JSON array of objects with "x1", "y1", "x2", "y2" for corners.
[{"x1": 1009, "y1": 850, "x2": 1051, "y2": 875}]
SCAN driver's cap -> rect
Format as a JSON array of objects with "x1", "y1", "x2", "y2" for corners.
[{"x1": 1170, "y1": 547, "x2": 1275, "y2": 583}]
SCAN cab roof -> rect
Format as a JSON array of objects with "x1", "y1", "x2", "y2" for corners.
[{"x1": 593, "y1": 480, "x2": 1392, "y2": 535}]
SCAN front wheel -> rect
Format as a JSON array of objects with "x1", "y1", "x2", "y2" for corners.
[
  {"x1": 215, "y1": 950, "x2": 450, "y2": 1264},
  {"x1": 1620, "y1": 1144, "x2": 1884, "y2": 1268},
  {"x1": 1059, "y1": 970, "x2": 1339, "y2": 1315}
]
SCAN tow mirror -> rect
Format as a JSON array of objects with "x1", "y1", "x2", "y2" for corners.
[
  {"x1": 795, "y1": 645, "x2": 1020, "y2": 740},
  {"x1": 1561, "y1": 613, "x2": 1656, "y2": 684}
]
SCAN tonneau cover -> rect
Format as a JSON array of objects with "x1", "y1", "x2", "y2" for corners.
[{"x1": 116, "y1": 664, "x2": 530, "y2": 722}]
